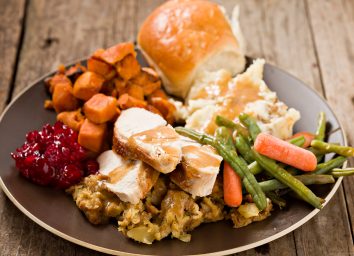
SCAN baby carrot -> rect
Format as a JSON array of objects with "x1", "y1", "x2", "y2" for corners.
[
  {"x1": 223, "y1": 162, "x2": 243, "y2": 207},
  {"x1": 290, "y1": 132, "x2": 315, "y2": 148},
  {"x1": 254, "y1": 132, "x2": 317, "y2": 172}
]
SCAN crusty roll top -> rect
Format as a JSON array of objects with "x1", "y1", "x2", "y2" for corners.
[{"x1": 138, "y1": 0, "x2": 245, "y2": 98}]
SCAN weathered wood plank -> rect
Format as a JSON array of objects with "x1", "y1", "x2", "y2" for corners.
[
  {"x1": 0, "y1": 0, "x2": 28, "y2": 255},
  {"x1": 0, "y1": 0, "x2": 26, "y2": 110},
  {"x1": 306, "y1": 0, "x2": 354, "y2": 243}
]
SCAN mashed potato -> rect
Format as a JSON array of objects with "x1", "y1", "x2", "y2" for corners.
[{"x1": 173, "y1": 59, "x2": 300, "y2": 139}]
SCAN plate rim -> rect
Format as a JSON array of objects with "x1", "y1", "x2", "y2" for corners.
[{"x1": 0, "y1": 59, "x2": 347, "y2": 256}]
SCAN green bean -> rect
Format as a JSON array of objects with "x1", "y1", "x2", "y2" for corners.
[
  {"x1": 288, "y1": 136, "x2": 305, "y2": 147},
  {"x1": 308, "y1": 147, "x2": 325, "y2": 163},
  {"x1": 176, "y1": 126, "x2": 267, "y2": 211},
  {"x1": 248, "y1": 161, "x2": 263, "y2": 175},
  {"x1": 307, "y1": 112, "x2": 327, "y2": 162},
  {"x1": 311, "y1": 140, "x2": 354, "y2": 157},
  {"x1": 235, "y1": 135, "x2": 255, "y2": 163},
  {"x1": 315, "y1": 112, "x2": 326, "y2": 141},
  {"x1": 215, "y1": 115, "x2": 250, "y2": 138},
  {"x1": 314, "y1": 156, "x2": 347, "y2": 174},
  {"x1": 239, "y1": 113, "x2": 261, "y2": 141},
  {"x1": 287, "y1": 167, "x2": 300, "y2": 176},
  {"x1": 265, "y1": 191, "x2": 287, "y2": 209},
  {"x1": 330, "y1": 168, "x2": 354, "y2": 177},
  {"x1": 259, "y1": 174, "x2": 335, "y2": 192},
  {"x1": 215, "y1": 127, "x2": 234, "y2": 151},
  {"x1": 252, "y1": 150, "x2": 323, "y2": 209}
]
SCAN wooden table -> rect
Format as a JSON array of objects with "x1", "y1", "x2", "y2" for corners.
[{"x1": 0, "y1": 0, "x2": 353, "y2": 255}]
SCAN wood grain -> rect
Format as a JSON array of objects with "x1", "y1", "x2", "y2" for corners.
[
  {"x1": 0, "y1": 0, "x2": 27, "y2": 255},
  {"x1": 0, "y1": 0, "x2": 26, "y2": 109},
  {"x1": 0, "y1": 0, "x2": 353, "y2": 255},
  {"x1": 306, "y1": 0, "x2": 354, "y2": 242}
]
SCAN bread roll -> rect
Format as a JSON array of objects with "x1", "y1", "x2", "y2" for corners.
[{"x1": 138, "y1": 0, "x2": 245, "y2": 98}]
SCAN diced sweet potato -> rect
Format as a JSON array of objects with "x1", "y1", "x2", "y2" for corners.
[
  {"x1": 145, "y1": 104, "x2": 163, "y2": 116},
  {"x1": 114, "y1": 78, "x2": 127, "y2": 95},
  {"x1": 47, "y1": 74, "x2": 71, "y2": 94},
  {"x1": 117, "y1": 93, "x2": 147, "y2": 109},
  {"x1": 83, "y1": 93, "x2": 118, "y2": 123},
  {"x1": 96, "y1": 42, "x2": 136, "y2": 65},
  {"x1": 78, "y1": 119, "x2": 107, "y2": 152},
  {"x1": 87, "y1": 57, "x2": 116, "y2": 80},
  {"x1": 57, "y1": 64, "x2": 66, "y2": 74},
  {"x1": 149, "y1": 89, "x2": 168, "y2": 100},
  {"x1": 130, "y1": 70, "x2": 161, "y2": 95},
  {"x1": 65, "y1": 63, "x2": 86, "y2": 81},
  {"x1": 116, "y1": 54, "x2": 141, "y2": 80},
  {"x1": 52, "y1": 83, "x2": 79, "y2": 113},
  {"x1": 142, "y1": 80, "x2": 161, "y2": 96},
  {"x1": 141, "y1": 67, "x2": 159, "y2": 80},
  {"x1": 73, "y1": 71, "x2": 105, "y2": 101},
  {"x1": 150, "y1": 97, "x2": 176, "y2": 124},
  {"x1": 44, "y1": 100, "x2": 54, "y2": 110},
  {"x1": 92, "y1": 48, "x2": 105, "y2": 58},
  {"x1": 125, "y1": 83, "x2": 144, "y2": 100},
  {"x1": 57, "y1": 109, "x2": 85, "y2": 131},
  {"x1": 100, "y1": 80, "x2": 118, "y2": 97}
]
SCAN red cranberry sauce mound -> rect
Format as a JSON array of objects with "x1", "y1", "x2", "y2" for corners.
[{"x1": 11, "y1": 122, "x2": 99, "y2": 189}]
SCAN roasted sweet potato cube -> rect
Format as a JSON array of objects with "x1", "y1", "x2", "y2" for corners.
[
  {"x1": 44, "y1": 100, "x2": 54, "y2": 110},
  {"x1": 47, "y1": 74, "x2": 71, "y2": 94},
  {"x1": 117, "y1": 93, "x2": 147, "y2": 109},
  {"x1": 130, "y1": 71, "x2": 161, "y2": 95},
  {"x1": 96, "y1": 42, "x2": 136, "y2": 65},
  {"x1": 150, "y1": 97, "x2": 176, "y2": 124},
  {"x1": 145, "y1": 104, "x2": 163, "y2": 116},
  {"x1": 116, "y1": 54, "x2": 141, "y2": 81},
  {"x1": 57, "y1": 109, "x2": 85, "y2": 131},
  {"x1": 83, "y1": 93, "x2": 118, "y2": 123},
  {"x1": 65, "y1": 63, "x2": 86, "y2": 82},
  {"x1": 92, "y1": 48, "x2": 105, "y2": 58},
  {"x1": 100, "y1": 80, "x2": 118, "y2": 97},
  {"x1": 52, "y1": 83, "x2": 79, "y2": 113},
  {"x1": 141, "y1": 67, "x2": 159, "y2": 80},
  {"x1": 149, "y1": 89, "x2": 168, "y2": 100},
  {"x1": 125, "y1": 83, "x2": 144, "y2": 100},
  {"x1": 78, "y1": 119, "x2": 107, "y2": 152},
  {"x1": 57, "y1": 64, "x2": 66, "y2": 74},
  {"x1": 73, "y1": 71, "x2": 105, "y2": 101},
  {"x1": 114, "y1": 78, "x2": 127, "y2": 95},
  {"x1": 87, "y1": 57, "x2": 116, "y2": 80}
]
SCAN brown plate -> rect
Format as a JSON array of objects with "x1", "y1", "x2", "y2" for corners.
[{"x1": 0, "y1": 53, "x2": 347, "y2": 255}]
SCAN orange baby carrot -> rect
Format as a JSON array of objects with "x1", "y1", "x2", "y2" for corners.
[
  {"x1": 223, "y1": 162, "x2": 243, "y2": 207},
  {"x1": 254, "y1": 132, "x2": 317, "y2": 172},
  {"x1": 290, "y1": 132, "x2": 315, "y2": 148}
]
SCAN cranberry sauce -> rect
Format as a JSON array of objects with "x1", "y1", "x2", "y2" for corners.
[{"x1": 11, "y1": 122, "x2": 98, "y2": 189}]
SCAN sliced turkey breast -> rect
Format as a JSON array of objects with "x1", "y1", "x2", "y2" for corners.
[
  {"x1": 113, "y1": 108, "x2": 182, "y2": 173},
  {"x1": 128, "y1": 125, "x2": 182, "y2": 173},
  {"x1": 97, "y1": 150, "x2": 159, "y2": 204},
  {"x1": 113, "y1": 107, "x2": 167, "y2": 158},
  {"x1": 170, "y1": 144, "x2": 223, "y2": 197}
]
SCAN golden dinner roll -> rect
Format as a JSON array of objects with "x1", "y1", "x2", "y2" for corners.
[{"x1": 138, "y1": 0, "x2": 245, "y2": 98}]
